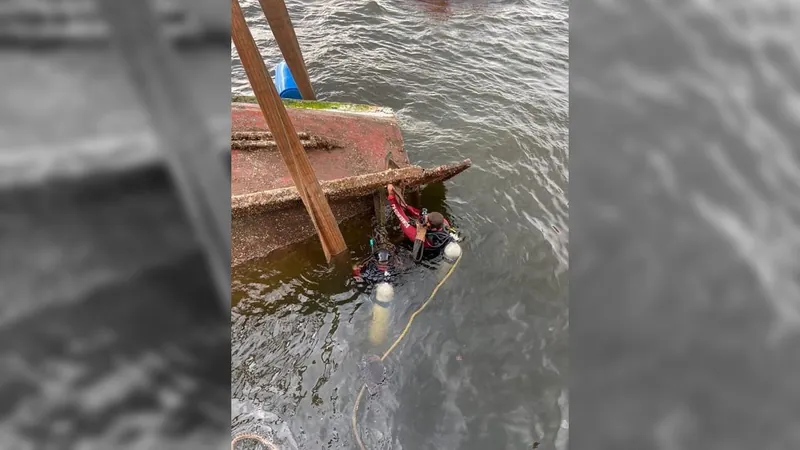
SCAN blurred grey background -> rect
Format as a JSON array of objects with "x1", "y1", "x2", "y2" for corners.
[
  {"x1": 0, "y1": 0, "x2": 230, "y2": 449},
  {"x1": 7, "y1": 0, "x2": 800, "y2": 448},
  {"x1": 571, "y1": 0, "x2": 800, "y2": 449}
]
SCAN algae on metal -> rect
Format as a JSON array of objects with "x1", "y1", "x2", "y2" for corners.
[{"x1": 231, "y1": 95, "x2": 390, "y2": 114}]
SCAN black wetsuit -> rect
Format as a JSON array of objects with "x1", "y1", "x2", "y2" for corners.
[
  {"x1": 353, "y1": 249, "x2": 414, "y2": 284},
  {"x1": 418, "y1": 229, "x2": 454, "y2": 259},
  {"x1": 356, "y1": 259, "x2": 394, "y2": 284}
]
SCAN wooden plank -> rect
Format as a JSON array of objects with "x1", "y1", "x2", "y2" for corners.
[
  {"x1": 257, "y1": 0, "x2": 316, "y2": 100},
  {"x1": 231, "y1": 0, "x2": 346, "y2": 261},
  {"x1": 96, "y1": 0, "x2": 230, "y2": 312}
]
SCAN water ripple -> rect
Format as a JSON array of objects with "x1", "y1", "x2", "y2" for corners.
[{"x1": 233, "y1": 0, "x2": 568, "y2": 448}]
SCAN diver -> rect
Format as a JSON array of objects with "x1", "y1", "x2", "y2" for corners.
[
  {"x1": 353, "y1": 235, "x2": 416, "y2": 283},
  {"x1": 353, "y1": 244, "x2": 413, "y2": 346},
  {"x1": 356, "y1": 185, "x2": 463, "y2": 347},
  {"x1": 353, "y1": 247, "x2": 396, "y2": 284},
  {"x1": 386, "y1": 183, "x2": 459, "y2": 261}
]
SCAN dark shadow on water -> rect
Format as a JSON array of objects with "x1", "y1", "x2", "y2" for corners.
[{"x1": 231, "y1": 182, "x2": 453, "y2": 311}]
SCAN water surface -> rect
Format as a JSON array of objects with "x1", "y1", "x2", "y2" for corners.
[{"x1": 231, "y1": 0, "x2": 569, "y2": 448}]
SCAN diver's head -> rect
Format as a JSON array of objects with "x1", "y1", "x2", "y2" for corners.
[
  {"x1": 376, "y1": 249, "x2": 392, "y2": 272},
  {"x1": 376, "y1": 248, "x2": 392, "y2": 264},
  {"x1": 426, "y1": 211, "x2": 445, "y2": 230}
]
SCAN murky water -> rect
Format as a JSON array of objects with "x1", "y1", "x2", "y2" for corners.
[{"x1": 231, "y1": 0, "x2": 568, "y2": 449}]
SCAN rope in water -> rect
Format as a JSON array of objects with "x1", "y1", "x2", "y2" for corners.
[
  {"x1": 230, "y1": 432, "x2": 279, "y2": 449},
  {"x1": 352, "y1": 252, "x2": 463, "y2": 450}
]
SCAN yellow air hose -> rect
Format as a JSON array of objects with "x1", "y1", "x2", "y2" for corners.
[
  {"x1": 352, "y1": 252, "x2": 463, "y2": 450},
  {"x1": 230, "y1": 432, "x2": 279, "y2": 449}
]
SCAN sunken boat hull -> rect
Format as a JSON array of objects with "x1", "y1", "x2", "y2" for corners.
[{"x1": 230, "y1": 97, "x2": 470, "y2": 266}]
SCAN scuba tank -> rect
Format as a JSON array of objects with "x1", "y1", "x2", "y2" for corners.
[
  {"x1": 368, "y1": 281, "x2": 394, "y2": 346},
  {"x1": 366, "y1": 234, "x2": 395, "y2": 346},
  {"x1": 436, "y1": 240, "x2": 463, "y2": 280}
]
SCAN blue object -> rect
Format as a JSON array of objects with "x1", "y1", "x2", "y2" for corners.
[{"x1": 273, "y1": 61, "x2": 302, "y2": 99}]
